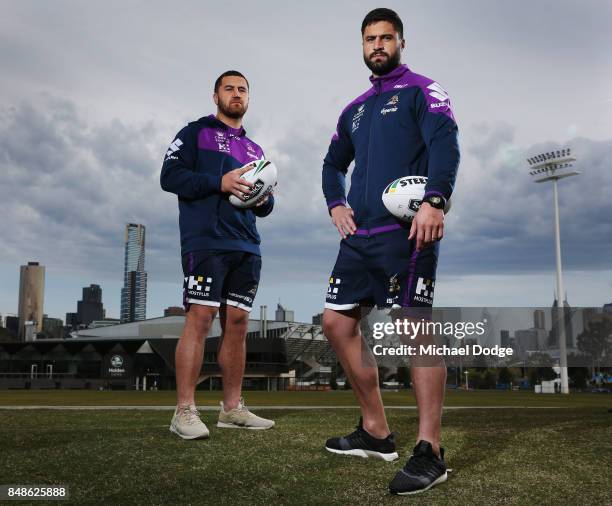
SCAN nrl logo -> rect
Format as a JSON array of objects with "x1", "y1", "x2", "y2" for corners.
[{"x1": 386, "y1": 94, "x2": 399, "y2": 106}]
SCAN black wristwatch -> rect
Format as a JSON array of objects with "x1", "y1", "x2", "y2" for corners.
[{"x1": 421, "y1": 194, "x2": 446, "y2": 210}]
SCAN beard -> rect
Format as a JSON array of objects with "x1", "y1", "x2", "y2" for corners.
[
  {"x1": 363, "y1": 48, "x2": 401, "y2": 76},
  {"x1": 218, "y1": 99, "x2": 247, "y2": 119}
]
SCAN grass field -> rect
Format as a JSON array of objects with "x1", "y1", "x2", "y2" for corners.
[{"x1": 1, "y1": 391, "x2": 611, "y2": 505}]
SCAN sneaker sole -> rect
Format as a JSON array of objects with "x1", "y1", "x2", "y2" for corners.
[
  {"x1": 216, "y1": 421, "x2": 274, "y2": 430},
  {"x1": 390, "y1": 471, "x2": 448, "y2": 495},
  {"x1": 169, "y1": 424, "x2": 210, "y2": 440},
  {"x1": 325, "y1": 446, "x2": 399, "y2": 462}
]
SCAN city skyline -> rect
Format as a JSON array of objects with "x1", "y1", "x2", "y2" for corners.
[{"x1": 2, "y1": 224, "x2": 612, "y2": 325}]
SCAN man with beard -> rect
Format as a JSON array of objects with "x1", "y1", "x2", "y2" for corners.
[
  {"x1": 161, "y1": 70, "x2": 275, "y2": 439},
  {"x1": 321, "y1": 8, "x2": 460, "y2": 495}
]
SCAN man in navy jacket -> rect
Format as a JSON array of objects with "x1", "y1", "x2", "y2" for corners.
[
  {"x1": 321, "y1": 9, "x2": 460, "y2": 495},
  {"x1": 161, "y1": 70, "x2": 275, "y2": 439}
]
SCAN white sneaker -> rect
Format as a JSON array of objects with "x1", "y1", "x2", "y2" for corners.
[
  {"x1": 169, "y1": 405, "x2": 210, "y2": 440},
  {"x1": 217, "y1": 397, "x2": 275, "y2": 430}
]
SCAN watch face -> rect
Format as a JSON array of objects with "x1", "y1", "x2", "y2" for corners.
[{"x1": 430, "y1": 196, "x2": 441, "y2": 205}]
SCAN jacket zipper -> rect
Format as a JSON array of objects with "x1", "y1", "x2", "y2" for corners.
[{"x1": 364, "y1": 79, "x2": 383, "y2": 235}]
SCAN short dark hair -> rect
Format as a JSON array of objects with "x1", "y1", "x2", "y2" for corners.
[
  {"x1": 214, "y1": 70, "x2": 249, "y2": 93},
  {"x1": 361, "y1": 8, "x2": 404, "y2": 39}
]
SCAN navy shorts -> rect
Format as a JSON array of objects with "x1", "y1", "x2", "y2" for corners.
[
  {"x1": 182, "y1": 250, "x2": 261, "y2": 313},
  {"x1": 324, "y1": 228, "x2": 439, "y2": 311}
]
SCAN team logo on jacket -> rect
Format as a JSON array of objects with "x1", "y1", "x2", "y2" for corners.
[
  {"x1": 215, "y1": 130, "x2": 230, "y2": 153},
  {"x1": 245, "y1": 141, "x2": 259, "y2": 159},
  {"x1": 426, "y1": 82, "x2": 450, "y2": 110},
  {"x1": 165, "y1": 138, "x2": 183, "y2": 160},
  {"x1": 386, "y1": 95, "x2": 399, "y2": 106},
  {"x1": 351, "y1": 104, "x2": 365, "y2": 133},
  {"x1": 381, "y1": 95, "x2": 399, "y2": 115}
]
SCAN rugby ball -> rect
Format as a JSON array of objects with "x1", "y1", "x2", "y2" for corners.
[
  {"x1": 229, "y1": 159, "x2": 277, "y2": 208},
  {"x1": 382, "y1": 176, "x2": 451, "y2": 221}
]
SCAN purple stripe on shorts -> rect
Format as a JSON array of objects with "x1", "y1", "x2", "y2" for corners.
[
  {"x1": 354, "y1": 224, "x2": 403, "y2": 236},
  {"x1": 403, "y1": 249, "x2": 419, "y2": 307},
  {"x1": 183, "y1": 252, "x2": 195, "y2": 311}
]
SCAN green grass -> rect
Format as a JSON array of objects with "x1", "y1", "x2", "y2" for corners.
[
  {"x1": 0, "y1": 407, "x2": 610, "y2": 505},
  {"x1": 0, "y1": 389, "x2": 610, "y2": 408}
]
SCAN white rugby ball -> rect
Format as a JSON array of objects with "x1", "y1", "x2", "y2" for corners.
[
  {"x1": 229, "y1": 159, "x2": 277, "y2": 208},
  {"x1": 382, "y1": 176, "x2": 451, "y2": 221}
]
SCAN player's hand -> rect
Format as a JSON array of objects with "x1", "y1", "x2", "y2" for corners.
[
  {"x1": 409, "y1": 203, "x2": 444, "y2": 251},
  {"x1": 221, "y1": 163, "x2": 255, "y2": 200},
  {"x1": 331, "y1": 205, "x2": 356, "y2": 239}
]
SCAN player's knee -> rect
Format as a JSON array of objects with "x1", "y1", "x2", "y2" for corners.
[
  {"x1": 322, "y1": 311, "x2": 348, "y2": 341},
  {"x1": 226, "y1": 310, "x2": 249, "y2": 333},
  {"x1": 185, "y1": 305, "x2": 216, "y2": 336}
]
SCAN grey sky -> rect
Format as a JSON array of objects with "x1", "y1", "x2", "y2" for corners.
[{"x1": 0, "y1": 0, "x2": 611, "y2": 322}]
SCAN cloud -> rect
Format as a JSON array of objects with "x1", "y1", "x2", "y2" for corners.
[
  {"x1": 441, "y1": 127, "x2": 612, "y2": 274},
  {"x1": 0, "y1": 91, "x2": 610, "y2": 327},
  {"x1": 1, "y1": 97, "x2": 610, "y2": 292},
  {"x1": 0, "y1": 96, "x2": 174, "y2": 279}
]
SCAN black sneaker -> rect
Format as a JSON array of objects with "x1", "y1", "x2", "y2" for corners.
[
  {"x1": 325, "y1": 418, "x2": 398, "y2": 462},
  {"x1": 389, "y1": 440, "x2": 448, "y2": 495}
]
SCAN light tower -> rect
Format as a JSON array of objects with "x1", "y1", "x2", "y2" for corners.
[{"x1": 526, "y1": 148, "x2": 579, "y2": 394}]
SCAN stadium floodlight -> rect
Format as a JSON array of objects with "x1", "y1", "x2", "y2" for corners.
[{"x1": 526, "y1": 148, "x2": 580, "y2": 394}]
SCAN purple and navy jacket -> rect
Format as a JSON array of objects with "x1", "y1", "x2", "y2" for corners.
[
  {"x1": 322, "y1": 64, "x2": 460, "y2": 233},
  {"x1": 160, "y1": 114, "x2": 273, "y2": 257}
]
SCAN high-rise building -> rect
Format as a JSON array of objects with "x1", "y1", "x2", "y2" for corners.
[
  {"x1": 5, "y1": 316, "x2": 19, "y2": 336},
  {"x1": 275, "y1": 303, "x2": 294, "y2": 322},
  {"x1": 500, "y1": 330, "x2": 510, "y2": 348},
  {"x1": 549, "y1": 296, "x2": 574, "y2": 349},
  {"x1": 120, "y1": 223, "x2": 147, "y2": 323},
  {"x1": 65, "y1": 312, "x2": 78, "y2": 329},
  {"x1": 77, "y1": 284, "x2": 104, "y2": 327},
  {"x1": 0, "y1": 313, "x2": 17, "y2": 328},
  {"x1": 17, "y1": 262, "x2": 45, "y2": 340},
  {"x1": 533, "y1": 309, "x2": 546, "y2": 330},
  {"x1": 65, "y1": 284, "x2": 105, "y2": 329},
  {"x1": 42, "y1": 315, "x2": 64, "y2": 339},
  {"x1": 515, "y1": 329, "x2": 539, "y2": 358}
]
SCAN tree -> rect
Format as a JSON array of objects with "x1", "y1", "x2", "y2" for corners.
[
  {"x1": 577, "y1": 319, "x2": 612, "y2": 375},
  {"x1": 483, "y1": 369, "x2": 497, "y2": 389},
  {"x1": 569, "y1": 367, "x2": 589, "y2": 389},
  {"x1": 526, "y1": 351, "x2": 554, "y2": 368},
  {"x1": 396, "y1": 366, "x2": 411, "y2": 389},
  {"x1": 498, "y1": 367, "x2": 513, "y2": 387}
]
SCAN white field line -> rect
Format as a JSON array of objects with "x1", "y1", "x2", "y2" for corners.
[{"x1": 0, "y1": 405, "x2": 575, "y2": 411}]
